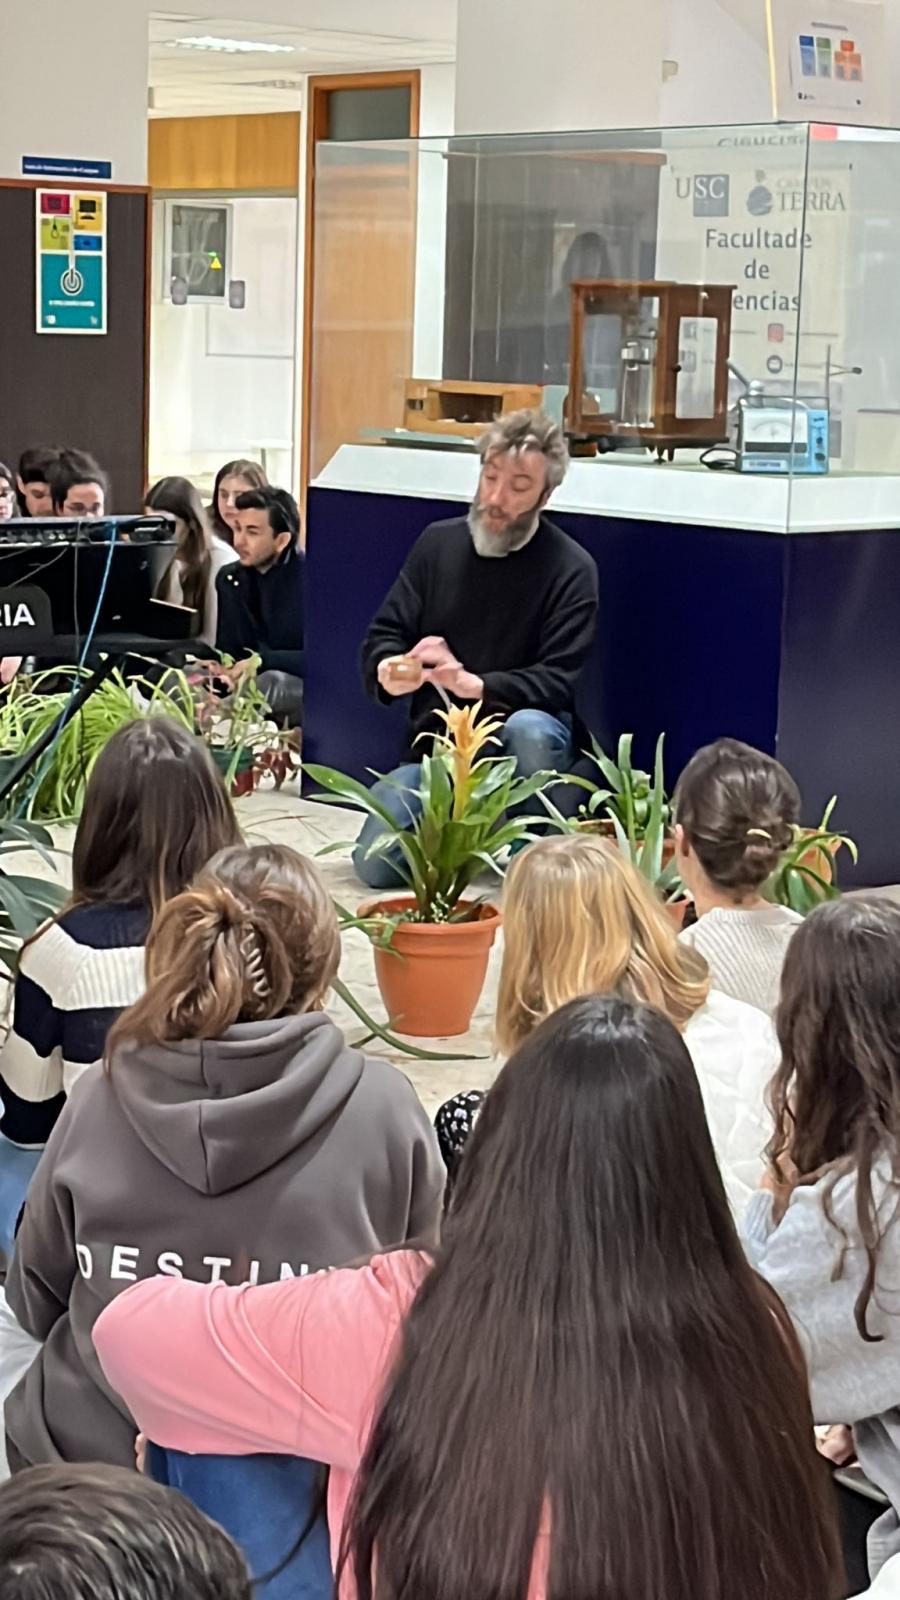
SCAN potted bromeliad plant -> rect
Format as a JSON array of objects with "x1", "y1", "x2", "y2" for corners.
[{"x1": 306, "y1": 705, "x2": 552, "y2": 1038}]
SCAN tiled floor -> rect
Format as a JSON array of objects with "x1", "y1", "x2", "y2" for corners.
[{"x1": 16, "y1": 790, "x2": 502, "y2": 1119}]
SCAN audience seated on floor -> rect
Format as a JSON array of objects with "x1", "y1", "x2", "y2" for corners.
[
  {"x1": 15, "y1": 445, "x2": 61, "y2": 518},
  {"x1": 215, "y1": 486, "x2": 304, "y2": 728},
  {"x1": 742, "y1": 898, "x2": 900, "y2": 1583},
  {"x1": 0, "y1": 1462, "x2": 251, "y2": 1600},
  {"x1": 47, "y1": 449, "x2": 108, "y2": 519},
  {"x1": 354, "y1": 409, "x2": 598, "y2": 889},
  {"x1": 436, "y1": 833, "x2": 778, "y2": 1212},
  {"x1": 95, "y1": 994, "x2": 841, "y2": 1600},
  {"x1": 675, "y1": 737, "x2": 802, "y2": 1015},
  {"x1": 2, "y1": 842, "x2": 443, "y2": 1477},
  {"x1": 145, "y1": 476, "x2": 236, "y2": 647},
  {"x1": 210, "y1": 457, "x2": 268, "y2": 548},
  {"x1": 0, "y1": 718, "x2": 238, "y2": 1247}
]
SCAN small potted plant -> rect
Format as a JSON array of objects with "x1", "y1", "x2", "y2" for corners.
[
  {"x1": 190, "y1": 658, "x2": 298, "y2": 797},
  {"x1": 307, "y1": 705, "x2": 552, "y2": 1037},
  {"x1": 765, "y1": 797, "x2": 857, "y2": 914},
  {"x1": 545, "y1": 732, "x2": 685, "y2": 920}
]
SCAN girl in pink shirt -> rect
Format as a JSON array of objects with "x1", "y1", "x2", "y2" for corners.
[{"x1": 95, "y1": 994, "x2": 841, "y2": 1600}]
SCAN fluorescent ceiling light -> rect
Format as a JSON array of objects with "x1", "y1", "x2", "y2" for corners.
[{"x1": 167, "y1": 35, "x2": 298, "y2": 53}]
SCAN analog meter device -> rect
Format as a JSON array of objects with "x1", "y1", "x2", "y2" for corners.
[{"x1": 737, "y1": 399, "x2": 829, "y2": 475}]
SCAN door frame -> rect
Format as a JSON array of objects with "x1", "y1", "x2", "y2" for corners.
[{"x1": 299, "y1": 69, "x2": 421, "y2": 501}]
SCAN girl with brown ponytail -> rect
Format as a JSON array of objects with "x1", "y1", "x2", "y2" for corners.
[{"x1": 3, "y1": 842, "x2": 444, "y2": 1477}]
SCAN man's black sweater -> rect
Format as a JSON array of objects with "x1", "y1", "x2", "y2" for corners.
[
  {"x1": 215, "y1": 544, "x2": 305, "y2": 677},
  {"x1": 361, "y1": 515, "x2": 598, "y2": 748}
]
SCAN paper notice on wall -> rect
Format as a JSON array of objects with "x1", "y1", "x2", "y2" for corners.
[{"x1": 767, "y1": 0, "x2": 888, "y2": 123}]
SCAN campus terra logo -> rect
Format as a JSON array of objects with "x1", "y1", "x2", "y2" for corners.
[{"x1": 747, "y1": 174, "x2": 774, "y2": 216}]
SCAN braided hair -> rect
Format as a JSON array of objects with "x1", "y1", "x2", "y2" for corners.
[{"x1": 105, "y1": 844, "x2": 341, "y2": 1053}]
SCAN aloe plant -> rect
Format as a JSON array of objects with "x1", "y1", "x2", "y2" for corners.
[{"x1": 544, "y1": 732, "x2": 681, "y2": 899}]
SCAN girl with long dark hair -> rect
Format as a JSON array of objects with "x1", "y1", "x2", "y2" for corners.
[
  {"x1": 96, "y1": 994, "x2": 841, "y2": 1600},
  {"x1": 0, "y1": 718, "x2": 239, "y2": 1158},
  {"x1": 145, "y1": 476, "x2": 235, "y2": 645},
  {"x1": 743, "y1": 896, "x2": 900, "y2": 1579}
]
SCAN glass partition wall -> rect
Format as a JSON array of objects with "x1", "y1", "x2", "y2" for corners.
[{"x1": 310, "y1": 121, "x2": 900, "y2": 528}]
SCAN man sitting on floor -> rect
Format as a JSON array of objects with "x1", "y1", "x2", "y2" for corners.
[
  {"x1": 354, "y1": 409, "x2": 598, "y2": 889},
  {"x1": 215, "y1": 486, "x2": 305, "y2": 727}
]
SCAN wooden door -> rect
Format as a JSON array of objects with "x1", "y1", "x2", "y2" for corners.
[{"x1": 302, "y1": 72, "x2": 420, "y2": 495}]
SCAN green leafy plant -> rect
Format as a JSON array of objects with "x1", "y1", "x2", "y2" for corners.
[
  {"x1": 307, "y1": 703, "x2": 554, "y2": 924},
  {"x1": 574, "y1": 732, "x2": 673, "y2": 837},
  {"x1": 764, "y1": 797, "x2": 857, "y2": 915},
  {"x1": 189, "y1": 658, "x2": 299, "y2": 791},
  {"x1": 544, "y1": 732, "x2": 681, "y2": 899},
  {"x1": 0, "y1": 667, "x2": 195, "y2": 821},
  {"x1": 0, "y1": 818, "x2": 65, "y2": 977}
]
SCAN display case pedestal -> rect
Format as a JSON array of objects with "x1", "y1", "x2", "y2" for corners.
[{"x1": 305, "y1": 448, "x2": 900, "y2": 887}]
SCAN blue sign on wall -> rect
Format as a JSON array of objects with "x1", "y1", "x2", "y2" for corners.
[
  {"x1": 23, "y1": 156, "x2": 112, "y2": 181},
  {"x1": 39, "y1": 253, "x2": 105, "y2": 332}
]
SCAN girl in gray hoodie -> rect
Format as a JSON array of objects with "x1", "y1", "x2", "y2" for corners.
[
  {"x1": 742, "y1": 898, "x2": 900, "y2": 1580},
  {"x1": 3, "y1": 843, "x2": 444, "y2": 1472}
]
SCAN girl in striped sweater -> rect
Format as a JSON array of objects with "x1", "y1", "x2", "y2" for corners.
[{"x1": 0, "y1": 718, "x2": 239, "y2": 1156}]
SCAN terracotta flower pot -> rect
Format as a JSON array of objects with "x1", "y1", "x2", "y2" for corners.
[{"x1": 358, "y1": 897, "x2": 502, "y2": 1038}]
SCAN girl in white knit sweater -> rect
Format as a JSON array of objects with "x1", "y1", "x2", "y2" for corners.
[{"x1": 675, "y1": 737, "x2": 803, "y2": 1016}]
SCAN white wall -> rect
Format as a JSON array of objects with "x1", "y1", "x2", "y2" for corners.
[
  {"x1": 454, "y1": 0, "x2": 667, "y2": 133},
  {"x1": 661, "y1": 0, "x2": 771, "y2": 124},
  {"x1": 149, "y1": 196, "x2": 298, "y2": 489},
  {"x1": 1, "y1": 0, "x2": 148, "y2": 183}
]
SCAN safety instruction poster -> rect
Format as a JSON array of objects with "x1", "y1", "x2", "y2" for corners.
[{"x1": 35, "y1": 189, "x2": 107, "y2": 334}]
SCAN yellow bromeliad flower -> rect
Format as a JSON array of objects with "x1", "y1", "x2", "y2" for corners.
[{"x1": 432, "y1": 702, "x2": 504, "y2": 820}]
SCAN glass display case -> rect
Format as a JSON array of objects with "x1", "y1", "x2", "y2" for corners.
[{"x1": 309, "y1": 120, "x2": 900, "y2": 533}]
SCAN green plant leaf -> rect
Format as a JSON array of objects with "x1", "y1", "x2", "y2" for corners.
[{"x1": 332, "y1": 976, "x2": 484, "y2": 1061}]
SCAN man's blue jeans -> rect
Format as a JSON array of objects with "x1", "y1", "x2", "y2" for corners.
[{"x1": 352, "y1": 708, "x2": 573, "y2": 891}]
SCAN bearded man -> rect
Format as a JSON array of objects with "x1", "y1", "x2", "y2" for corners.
[{"x1": 354, "y1": 410, "x2": 598, "y2": 889}]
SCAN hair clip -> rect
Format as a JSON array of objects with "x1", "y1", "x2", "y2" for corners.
[{"x1": 746, "y1": 828, "x2": 772, "y2": 841}]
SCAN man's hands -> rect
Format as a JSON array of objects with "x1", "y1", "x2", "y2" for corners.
[{"x1": 377, "y1": 637, "x2": 483, "y2": 701}]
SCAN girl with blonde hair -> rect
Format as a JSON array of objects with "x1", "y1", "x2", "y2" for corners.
[
  {"x1": 436, "y1": 834, "x2": 778, "y2": 1212},
  {"x1": 3, "y1": 842, "x2": 444, "y2": 1474}
]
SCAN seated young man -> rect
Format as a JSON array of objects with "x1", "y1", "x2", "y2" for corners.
[
  {"x1": 16, "y1": 445, "x2": 62, "y2": 517},
  {"x1": 355, "y1": 409, "x2": 599, "y2": 888},
  {"x1": 48, "y1": 449, "x2": 108, "y2": 519},
  {"x1": 215, "y1": 486, "x2": 304, "y2": 727}
]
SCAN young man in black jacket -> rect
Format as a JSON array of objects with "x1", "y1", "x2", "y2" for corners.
[
  {"x1": 215, "y1": 486, "x2": 304, "y2": 726},
  {"x1": 355, "y1": 410, "x2": 598, "y2": 888}
]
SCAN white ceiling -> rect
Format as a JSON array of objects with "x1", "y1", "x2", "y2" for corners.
[{"x1": 149, "y1": 6, "x2": 456, "y2": 115}]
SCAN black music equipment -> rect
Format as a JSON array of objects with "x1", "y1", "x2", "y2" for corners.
[
  {"x1": 0, "y1": 515, "x2": 196, "y2": 806},
  {"x1": 0, "y1": 516, "x2": 182, "y2": 648}
]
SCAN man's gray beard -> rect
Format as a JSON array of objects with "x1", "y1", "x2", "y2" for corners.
[{"x1": 467, "y1": 503, "x2": 540, "y2": 558}]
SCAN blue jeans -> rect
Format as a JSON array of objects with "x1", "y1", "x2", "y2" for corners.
[{"x1": 353, "y1": 708, "x2": 573, "y2": 891}]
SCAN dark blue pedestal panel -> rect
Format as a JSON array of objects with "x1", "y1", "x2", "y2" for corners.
[{"x1": 305, "y1": 486, "x2": 898, "y2": 886}]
